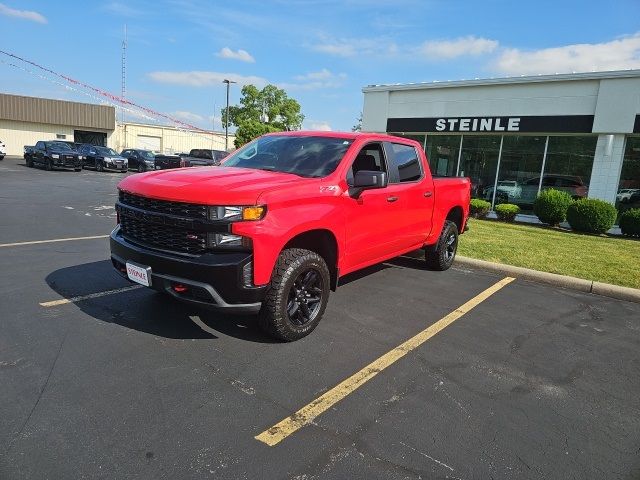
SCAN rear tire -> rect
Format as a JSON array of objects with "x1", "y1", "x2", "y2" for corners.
[
  {"x1": 425, "y1": 220, "x2": 459, "y2": 271},
  {"x1": 258, "y1": 248, "x2": 330, "y2": 342},
  {"x1": 26, "y1": 158, "x2": 33, "y2": 168}
]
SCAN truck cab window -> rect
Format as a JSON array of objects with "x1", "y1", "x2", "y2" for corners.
[
  {"x1": 347, "y1": 143, "x2": 387, "y2": 184},
  {"x1": 388, "y1": 143, "x2": 423, "y2": 183}
]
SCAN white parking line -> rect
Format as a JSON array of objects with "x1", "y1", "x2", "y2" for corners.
[
  {"x1": 0, "y1": 235, "x2": 108, "y2": 248},
  {"x1": 40, "y1": 285, "x2": 143, "y2": 307}
]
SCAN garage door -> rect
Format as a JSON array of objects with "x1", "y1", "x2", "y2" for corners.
[{"x1": 137, "y1": 135, "x2": 161, "y2": 152}]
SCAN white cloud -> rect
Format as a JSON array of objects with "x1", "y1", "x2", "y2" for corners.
[
  {"x1": 217, "y1": 47, "x2": 255, "y2": 63},
  {"x1": 417, "y1": 36, "x2": 498, "y2": 59},
  {"x1": 0, "y1": 3, "x2": 47, "y2": 23},
  {"x1": 148, "y1": 71, "x2": 268, "y2": 87},
  {"x1": 281, "y1": 69, "x2": 347, "y2": 90},
  {"x1": 173, "y1": 111, "x2": 204, "y2": 123},
  {"x1": 306, "y1": 120, "x2": 332, "y2": 131},
  {"x1": 495, "y1": 33, "x2": 640, "y2": 75},
  {"x1": 310, "y1": 37, "x2": 398, "y2": 58},
  {"x1": 103, "y1": 2, "x2": 142, "y2": 17}
]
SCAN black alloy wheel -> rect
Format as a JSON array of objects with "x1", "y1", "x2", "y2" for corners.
[
  {"x1": 425, "y1": 220, "x2": 459, "y2": 271},
  {"x1": 286, "y1": 268, "x2": 324, "y2": 326},
  {"x1": 259, "y1": 248, "x2": 331, "y2": 341}
]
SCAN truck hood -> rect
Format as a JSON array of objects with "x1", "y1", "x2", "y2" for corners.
[{"x1": 117, "y1": 166, "x2": 311, "y2": 205}]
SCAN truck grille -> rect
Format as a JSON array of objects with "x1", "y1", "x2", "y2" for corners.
[
  {"x1": 118, "y1": 191, "x2": 210, "y2": 254},
  {"x1": 119, "y1": 214, "x2": 207, "y2": 254},
  {"x1": 119, "y1": 191, "x2": 208, "y2": 219}
]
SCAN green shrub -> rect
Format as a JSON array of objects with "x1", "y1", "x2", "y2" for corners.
[
  {"x1": 567, "y1": 199, "x2": 617, "y2": 234},
  {"x1": 495, "y1": 203, "x2": 520, "y2": 222},
  {"x1": 470, "y1": 198, "x2": 491, "y2": 218},
  {"x1": 533, "y1": 188, "x2": 573, "y2": 226},
  {"x1": 619, "y1": 208, "x2": 640, "y2": 237}
]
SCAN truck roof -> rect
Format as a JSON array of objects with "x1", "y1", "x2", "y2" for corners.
[{"x1": 262, "y1": 131, "x2": 409, "y2": 141}]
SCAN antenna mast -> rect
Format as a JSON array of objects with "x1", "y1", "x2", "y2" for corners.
[{"x1": 121, "y1": 24, "x2": 127, "y2": 124}]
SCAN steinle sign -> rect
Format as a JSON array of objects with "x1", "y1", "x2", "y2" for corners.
[{"x1": 435, "y1": 117, "x2": 521, "y2": 132}]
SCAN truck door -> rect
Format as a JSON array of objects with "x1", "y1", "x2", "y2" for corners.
[
  {"x1": 343, "y1": 142, "x2": 408, "y2": 270},
  {"x1": 384, "y1": 141, "x2": 434, "y2": 247}
]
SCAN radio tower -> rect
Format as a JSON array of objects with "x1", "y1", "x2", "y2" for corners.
[{"x1": 121, "y1": 24, "x2": 127, "y2": 123}]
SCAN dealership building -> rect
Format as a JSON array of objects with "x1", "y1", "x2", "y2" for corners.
[
  {"x1": 362, "y1": 69, "x2": 640, "y2": 212},
  {"x1": 0, "y1": 93, "x2": 231, "y2": 156}
]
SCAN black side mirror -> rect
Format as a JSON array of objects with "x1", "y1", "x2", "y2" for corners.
[{"x1": 349, "y1": 170, "x2": 388, "y2": 198}]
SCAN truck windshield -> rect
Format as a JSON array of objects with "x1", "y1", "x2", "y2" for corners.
[
  {"x1": 46, "y1": 142, "x2": 73, "y2": 151},
  {"x1": 223, "y1": 135, "x2": 353, "y2": 178}
]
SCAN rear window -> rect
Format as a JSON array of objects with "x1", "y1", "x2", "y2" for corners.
[{"x1": 388, "y1": 143, "x2": 422, "y2": 183}]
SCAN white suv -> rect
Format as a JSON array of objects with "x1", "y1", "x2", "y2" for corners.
[{"x1": 0, "y1": 140, "x2": 5, "y2": 160}]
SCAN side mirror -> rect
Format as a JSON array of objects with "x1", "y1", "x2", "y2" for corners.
[
  {"x1": 349, "y1": 170, "x2": 388, "y2": 198},
  {"x1": 353, "y1": 170, "x2": 387, "y2": 189}
]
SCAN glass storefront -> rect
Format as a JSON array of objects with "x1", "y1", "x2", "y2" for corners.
[
  {"x1": 391, "y1": 132, "x2": 599, "y2": 213},
  {"x1": 617, "y1": 137, "x2": 640, "y2": 212}
]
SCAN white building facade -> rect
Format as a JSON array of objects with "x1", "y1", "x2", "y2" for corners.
[{"x1": 362, "y1": 70, "x2": 640, "y2": 213}]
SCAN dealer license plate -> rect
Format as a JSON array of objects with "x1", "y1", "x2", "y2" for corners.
[{"x1": 126, "y1": 262, "x2": 151, "y2": 287}]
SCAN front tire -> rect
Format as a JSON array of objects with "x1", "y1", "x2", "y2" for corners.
[
  {"x1": 97, "y1": 160, "x2": 104, "y2": 172},
  {"x1": 258, "y1": 248, "x2": 330, "y2": 342},
  {"x1": 45, "y1": 159, "x2": 52, "y2": 171},
  {"x1": 425, "y1": 220, "x2": 459, "y2": 271},
  {"x1": 137, "y1": 163, "x2": 145, "y2": 173}
]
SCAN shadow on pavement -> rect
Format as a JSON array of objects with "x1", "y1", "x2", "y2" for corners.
[{"x1": 45, "y1": 260, "x2": 277, "y2": 343}]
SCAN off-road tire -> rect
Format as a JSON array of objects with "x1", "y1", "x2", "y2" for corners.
[
  {"x1": 258, "y1": 248, "x2": 330, "y2": 342},
  {"x1": 425, "y1": 220, "x2": 459, "y2": 271}
]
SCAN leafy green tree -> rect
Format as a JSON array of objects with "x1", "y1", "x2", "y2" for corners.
[
  {"x1": 352, "y1": 112, "x2": 362, "y2": 132},
  {"x1": 222, "y1": 84, "x2": 304, "y2": 148}
]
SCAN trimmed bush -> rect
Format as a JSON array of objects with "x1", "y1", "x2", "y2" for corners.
[
  {"x1": 619, "y1": 208, "x2": 640, "y2": 237},
  {"x1": 533, "y1": 188, "x2": 573, "y2": 226},
  {"x1": 470, "y1": 198, "x2": 491, "y2": 218},
  {"x1": 567, "y1": 199, "x2": 617, "y2": 234},
  {"x1": 495, "y1": 203, "x2": 520, "y2": 222}
]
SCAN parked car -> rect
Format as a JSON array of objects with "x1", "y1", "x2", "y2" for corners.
[
  {"x1": 483, "y1": 180, "x2": 522, "y2": 202},
  {"x1": 111, "y1": 131, "x2": 471, "y2": 341},
  {"x1": 26, "y1": 141, "x2": 81, "y2": 171},
  {"x1": 180, "y1": 148, "x2": 228, "y2": 167},
  {"x1": 617, "y1": 188, "x2": 640, "y2": 203},
  {"x1": 120, "y1": 149, "x2": 156, "y2": 172},
  {"x1": 78, "y1": 145, "x2": 128, "y2": 172},
  {"x1": 517, "y1": 174, "x2": 588, "y2": 204},
  {"x1": 0, "y1": 139, "x2": 6, "y2": 160},
  {"x1": 153, "y1": 154, "x2": 182, "y2": 170}
]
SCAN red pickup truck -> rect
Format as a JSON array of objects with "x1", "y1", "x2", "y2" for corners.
[{"x1": 110, "y1": 132, "x2": 470, "y2": 341}]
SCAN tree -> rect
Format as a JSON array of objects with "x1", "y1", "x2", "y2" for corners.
[
  {"x1": 352, "y1": 112, "x2": 362, "y2": 132},
  {"x1": 221, "y1": 84, "x2": 304, "y2": 148}
]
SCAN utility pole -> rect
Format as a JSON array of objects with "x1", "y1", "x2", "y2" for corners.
[
  {"x1": 121, "y1": 24, "x2": 127, "y2": 123},
  {"x1": 222, "y1": 79, "x2": 236, "y2": 151}
]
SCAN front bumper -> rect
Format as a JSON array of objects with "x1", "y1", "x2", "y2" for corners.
[
  {"x1": 52, "y1": 156, "x2": 81, "y2": 169},
  {"x1": 110, "y1": 226, "x2": 265, "y2": 313},
  {"x1": 104, "y1": 162, "x2": 128, "y2": 172}
]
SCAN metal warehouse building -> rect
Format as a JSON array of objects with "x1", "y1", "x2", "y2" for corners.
[
  {"x1": 0, "y1": 93, "x2": 231, "y2": 156},
  {"x1": 362, "y1": 69, "x2": 640, "y2": 213}
]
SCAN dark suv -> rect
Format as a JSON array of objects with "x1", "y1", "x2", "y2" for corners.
[
  {"x1": 27, "y1": 141, "x2": 81, "y2": 171},
  {"x1": 120, "y1": 149, "x2": 156, "y2": 172},
  {"x1": 78, "y1": 145, "x2": 128, "y2": 172}
]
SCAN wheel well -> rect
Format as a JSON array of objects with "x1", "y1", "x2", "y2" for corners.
[
  {"x1": 284, "y1": 230, "x2": 338, "y2": 290},
  {"x1": 446, "y1": 206, "x2": 464, "y2": 232}
]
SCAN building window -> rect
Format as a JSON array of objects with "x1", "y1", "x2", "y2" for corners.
[
  {"x1": 492, "y1": 136, "x2": 546, "y2": 213},
  {"x1": 543, "y1": 136, "x2": 596, "y2": 201},
  {"x1": 56, "y1": 134, "x2": 66, "y2": 139},
  {"x1": 617, "y1": 136, "x2": 640, "y2": 211},
  {"x1": 424, "y1": 135, "x2": 461, "y2": 177},
  {"x1": 458, "y1": 136, "x2": 502, "y2": 200}
]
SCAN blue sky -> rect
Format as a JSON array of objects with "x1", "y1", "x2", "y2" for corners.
[{"x1": 1, "y1": 0, "x2": 639, "y2": 132}]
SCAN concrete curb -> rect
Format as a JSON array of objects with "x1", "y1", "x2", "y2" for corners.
[{"x1": 456, "y1": 255, "x2": 640, "y2": 304}]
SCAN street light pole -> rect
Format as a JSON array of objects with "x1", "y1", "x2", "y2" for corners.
[{"x1": 223, "y1": 79, "x2": 236, "y2": 151}]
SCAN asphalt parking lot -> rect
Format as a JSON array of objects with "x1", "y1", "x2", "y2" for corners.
[{"x1": 1, "y1": 156, "x2": 639, "y2": 480}]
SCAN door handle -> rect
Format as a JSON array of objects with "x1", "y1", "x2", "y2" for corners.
[
  {"x1": 424, "y1": 191, "x2": 433, "y2": 197},
  {"x1": 387, "y1": 196, "x2": 399, "y2": 202}
]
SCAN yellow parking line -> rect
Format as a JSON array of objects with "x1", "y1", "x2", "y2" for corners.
[
  {"x1": 255, "y1": 276, "x2": 516, "y2": 447},
  {"x1": 40, "y1": 285, "x2": 143, "y2": 307},
  {"x1": 0, "y1": 235, "x2": 108, "y2": 248}
]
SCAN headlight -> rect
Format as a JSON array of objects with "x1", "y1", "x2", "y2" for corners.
[
  {"x1": 52, "y1": 154, "x2": 60, "y2": 159},
  {"x1": 207, "y1": 233, "x2": 252, "y2": 249},
  {"x1": 104, "y1": 157, "x2": 113, "y2": 163},
  {"x1": 208, "y1": 205, "x2": 266, "y2": 221},
  {"x1": 79, "y1": 155, "x2": 84, "y2": 160}
]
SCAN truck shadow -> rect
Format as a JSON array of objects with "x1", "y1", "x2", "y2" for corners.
[{"x1": 44, "y1": 260, "x2": 277, "y2": 343}]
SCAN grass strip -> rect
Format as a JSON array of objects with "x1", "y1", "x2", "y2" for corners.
[{"x1": 457, "y1": 219, "x2": 640, "y2": 289}]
